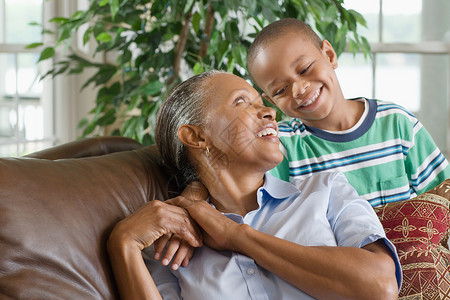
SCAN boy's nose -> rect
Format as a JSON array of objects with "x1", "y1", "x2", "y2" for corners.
[{"x1": 292, "y1": 80, "x2": 310, "y2": 98}]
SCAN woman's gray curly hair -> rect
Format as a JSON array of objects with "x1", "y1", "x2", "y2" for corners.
[{"x1": 155, "y1": 70, "x2": 226, "y2": 182}]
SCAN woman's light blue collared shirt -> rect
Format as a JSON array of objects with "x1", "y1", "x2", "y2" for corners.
[{"x1": 144, "y1": 171, "x2": 402, "y2": 300}]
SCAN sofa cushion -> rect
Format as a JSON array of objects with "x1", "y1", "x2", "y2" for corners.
[
  {"x1": 0, "y1": 147, "x2": 173, "y2": 300},
  {"x1": 375, "y1": 179, "x2": 450, "y2": 299}
]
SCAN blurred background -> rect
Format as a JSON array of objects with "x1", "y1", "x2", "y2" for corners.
[{"x1": 0, "y1": 0, "x2": 449, "y2": 157}]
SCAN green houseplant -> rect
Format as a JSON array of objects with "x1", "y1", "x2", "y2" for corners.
[{"x1": 30, "y1": 0, "x2": 370, "y2": 145}]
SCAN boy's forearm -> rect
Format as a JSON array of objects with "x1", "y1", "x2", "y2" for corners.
[{"x1": 180, "y1": 181, "x2": 209, "y2": 201}]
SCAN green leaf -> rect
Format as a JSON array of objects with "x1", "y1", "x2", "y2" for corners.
[
  {"x1": 25, "y1": 42, "x2": 43, "y2": 49},
  {"x1": 96, "y1": 32, "x2": 112, "y2": 42},
  {"x1": 193, "y1": 62, "x2": 204, "y2": 75},
  {"x1": 192, "y1": 11, "x2": 201, "y2": 34},
  {"x1": 38, "y1": 47, "x2": 55, "y2": 62},
  {"x1": 128, "y1": 95, "x2": 141, "y2": 110},
  {"x1": 78, "y1": 118, "x2": 89, "y2": 129},
  {"x1": 49, "y1": 17, "x2": 69, "y2": 24},
  {"x1": 99, "y1": 0, "x2": 109, "y2": 7},
  {"x1": 142, "y1": 80, "x2": 163, "y2": 96},
  {"x1": 82, "y1": 121, "x2": 97, "y2": 137},
  {"x1": 97, "y1": 108, "x2": 116, "y2": 126},
  {"x1": 183, "y1": 0, "x2": 195, "y2": 14},
  {"x1": 83, "y1": 27, "x2": 93, "y2": 45},
  {"x1": 348, "y1": 9, "x2": 367, "y2": 27},
  {"x1": 110, "y1": 0, "x2": 119, "y2": 20}
]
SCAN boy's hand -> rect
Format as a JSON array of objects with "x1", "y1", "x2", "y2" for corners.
[
  {"x1": 153, "y1": 233, "x2": 196, "y2": 270},
  {"x1": 180, "y1": 180, "x2": 209, "y2": 201}
]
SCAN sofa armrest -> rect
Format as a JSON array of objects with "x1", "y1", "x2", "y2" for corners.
[
  {"x1": 0, "y1": 145, "x2": 170, "y2": 299},
  {"x1": 24, "y1": 136, "x2": 143, "y2": 160},
  {"x1": 375, "y1": 179, "x2": 450, "y2": 299}
]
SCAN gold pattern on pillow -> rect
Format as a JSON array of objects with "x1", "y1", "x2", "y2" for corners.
[{"x1": 374, "y1": 178, "x2": 450, "y2": 299}]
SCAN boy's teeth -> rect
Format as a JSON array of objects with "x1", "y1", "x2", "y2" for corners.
[
  {"x1": 257, "y1": 128, "x2": 278, "y2": 137},
  {"x1": 301, "y1": 89, "x2": 320, "y2": 107}
]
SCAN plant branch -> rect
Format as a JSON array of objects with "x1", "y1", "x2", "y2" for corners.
[
  {"x1": 173, "y1": 9, "x2": 193, "y2": 76},
  {"x1": 199, "y1": 3, "x2": 215, "y2": 58}
]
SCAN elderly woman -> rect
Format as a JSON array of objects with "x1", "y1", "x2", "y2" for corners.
[{"x1": 107, "y1": 70, "x2": 401, "y2": 300}]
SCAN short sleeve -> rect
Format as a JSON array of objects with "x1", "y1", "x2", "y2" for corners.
[{"x1": 326, "y1": 173, "x2": 402, "y2": 289}]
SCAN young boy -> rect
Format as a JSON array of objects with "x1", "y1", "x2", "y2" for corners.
[{"x1": 247, "y1": 18, "x2": 450, "y2": 207}]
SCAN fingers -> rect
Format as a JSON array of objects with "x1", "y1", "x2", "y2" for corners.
[
  {"x1": 161, "y1": 235, "x2": 182, "y2": 267},
  {"x1": 172, "y1": 240, "x2": 194, "y2": 269},
  {"x1": 154, "y1": 235, "x2": 196, "y2": 271},
  {"x1": 153, "y1": 233, "x2": 171, "y2": 261}
]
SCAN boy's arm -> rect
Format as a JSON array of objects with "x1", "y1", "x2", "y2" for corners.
[{"x1": 406, "y1": 123, "x2": 450, "y2": 194}]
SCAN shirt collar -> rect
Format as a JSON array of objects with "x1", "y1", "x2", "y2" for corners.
[
  {"x1": 207, "y1": 172, "x2": 300, "y2": 217},
  {"x1": 259, "y1": 172, "x2": 301, "y2": 199}
]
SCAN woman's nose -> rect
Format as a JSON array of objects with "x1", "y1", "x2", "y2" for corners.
[{"x1": 257, "y1": 104, "x2": 276, "y2": 120}]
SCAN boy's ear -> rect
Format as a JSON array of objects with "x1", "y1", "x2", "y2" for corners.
[
  {"x1": 177, "y1": 124, "x2": 207, "y2": 150},
  {"x1": 321, "y1": 40, "x2": 338, "y2": 69},
  {"x1": 262, "y1": 92, "x2": 276, "y2": 106}
]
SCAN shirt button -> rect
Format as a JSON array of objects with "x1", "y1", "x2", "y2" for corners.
[{"x1": 247, "y1": 268, "x2": 255, "y2": 275}]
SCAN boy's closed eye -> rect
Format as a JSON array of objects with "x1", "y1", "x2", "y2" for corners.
[
  {"x1": 299, "y1": 63, "x2": 313, "y2": 75},
  {"x1": 273, "y1": 87, "x2": 287, "y2": 98}
]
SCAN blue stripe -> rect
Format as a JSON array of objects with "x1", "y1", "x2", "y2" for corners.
[
  {"x1": 289, "y1": 144, "x2": 404, "y2": 176},
  {"x1": 411, "y1": 153, "x2": 446, "y2": 186},
  {"x1": 377, "y1": 103, "x2": 416, "y2": 118},
  {"x1": 366, "y1": 189, "x2": 412, "y2": 207}
]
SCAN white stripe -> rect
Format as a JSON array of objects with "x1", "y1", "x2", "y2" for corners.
[
  {"x1": 361, "y1": 185, "x2": 412, "y2": 202},
  {"x1": 412, "y1": 148, "x2": 442, "y2": 181},
  {"x1": 376, "y1": 105, "x2": 418, "y2": 124},
  {"x1": 416, "y1": 158, "x2": 448, "y2": 191},
  {"x1": 289, "y1": 138, "x2": 406, "y2": 169},
  {"x1": 279, "y1": 142, "x2": 288, "y2": 158},
  {"x1": 278, "y1": 128, "x2": 310, "y2": 138}
]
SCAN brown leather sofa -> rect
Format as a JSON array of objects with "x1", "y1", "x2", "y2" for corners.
[{"x1": 1, "y1": 137, "x2": 449, "y2": 299}]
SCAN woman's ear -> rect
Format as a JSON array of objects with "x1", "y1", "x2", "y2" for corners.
[
  {"x1": 177, "y1": 124, "x2": 207, "y2": 150},
  {"x1": 321, "y1": 40, "x2": 338, "y2": 69}
]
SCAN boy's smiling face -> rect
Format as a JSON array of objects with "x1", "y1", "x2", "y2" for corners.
[{"x1": 250, "y1": 30, "x2": 345, "y2": 129}]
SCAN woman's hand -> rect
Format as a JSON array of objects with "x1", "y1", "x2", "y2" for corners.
[
  {"x1": 107, "y1": 200, "x2": 202, "y2": 300},
  {"x1": 152, "y1": 180, "x2": 209, "y2": 269},
  {"x1": 167, "y1": 195, "x2": 241, "y2": 251},
  {"x1": 108, "y1": 200, "x2": 202, "y2": 252}
]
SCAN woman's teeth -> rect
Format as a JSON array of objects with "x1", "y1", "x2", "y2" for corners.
[{"x1": 257, "y1": 128, "x2": 278, "y2": 137}]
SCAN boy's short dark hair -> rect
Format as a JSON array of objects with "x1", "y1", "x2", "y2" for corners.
[{"x1": 247, "y1": 18, "x2": 323, "y2": 75}]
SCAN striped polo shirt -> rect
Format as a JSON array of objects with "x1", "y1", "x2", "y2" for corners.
[{"x1": 270, "y1": 98, "x2": 450, "y2": 207}]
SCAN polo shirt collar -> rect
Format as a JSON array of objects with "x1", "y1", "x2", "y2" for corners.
[{"x1": 259, "y1": 172, "x2": 301, "y2": 200}]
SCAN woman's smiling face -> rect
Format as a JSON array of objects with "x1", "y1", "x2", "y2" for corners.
[{"x1": 201, "y1": 73, "x2": 283, "y2": 172}]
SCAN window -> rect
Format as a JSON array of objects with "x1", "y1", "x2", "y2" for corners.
[
  {"x1": 338, "y1": 0, "x2": 450, "y2": 157},
  {"x1": 0, "y1": 0, "x2": 54, "y2": 156}
]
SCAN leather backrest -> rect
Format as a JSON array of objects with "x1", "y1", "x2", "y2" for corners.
[{"x1": 0, "y1": 147, "x2": 176, "y2": 299}]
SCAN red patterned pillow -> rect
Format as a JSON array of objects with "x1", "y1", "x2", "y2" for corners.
[{"x1": 375, "y1": 179, "x2": 450, "y2": 299}]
